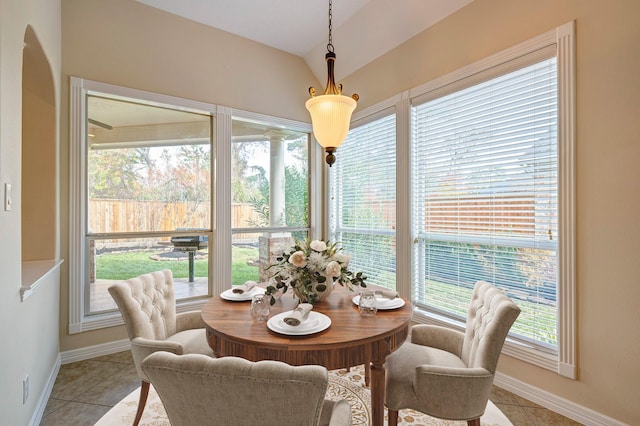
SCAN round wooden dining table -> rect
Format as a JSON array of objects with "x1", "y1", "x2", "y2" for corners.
[{"x1": 201, "y1": 284, "x2": 412, "y2": 426}]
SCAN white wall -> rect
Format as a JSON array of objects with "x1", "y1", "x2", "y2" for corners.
[{"x1": 0, "y1": 0, "x2": 62, "y2": 424}]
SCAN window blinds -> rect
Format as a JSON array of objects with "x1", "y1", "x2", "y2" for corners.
[
  {"x1": 330, "y1": 113, "x2": 397, "y2": 289},
  {"x1": 412, "y1": 58, "x2": 558, "y2": 349}
]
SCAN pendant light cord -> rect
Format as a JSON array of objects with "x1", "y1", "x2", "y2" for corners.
[{"x1": 327, "y1": 0, "x2": 334, "y2": 53}]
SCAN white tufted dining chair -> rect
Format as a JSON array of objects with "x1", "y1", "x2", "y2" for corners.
[
  {"x1": 141, "y1": 351, "x2": 352, "y2": 426},
  {"x1": 108, "y1": 269, "x2": 213, "y2": 426},
  {"x1": 384, "y1": 280, "x2": 521, "y2": 426}
]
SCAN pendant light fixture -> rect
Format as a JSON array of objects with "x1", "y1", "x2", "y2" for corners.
[{"x1": 305, "y1": 0, "x2": 359, "y2": 166}]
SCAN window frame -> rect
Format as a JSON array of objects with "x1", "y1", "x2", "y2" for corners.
[
  {"x1": 405, "y1": 22, "x2": 576, "y2": 378},
  {"x1": 328, "y1": 107, "x2": 398, "y2": 290},
  {"x1": 329, "y1": 21, "x2": 575, "y2": 378},
  {"x1": 69, "y1": 78, "x2": 317, "y2": 333},
  {"x1": 227, "y1": 111, "x2": 316, "y2": 285}
]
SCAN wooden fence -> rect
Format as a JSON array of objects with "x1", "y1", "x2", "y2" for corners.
[
  {"x1": 89, "y1": 200, "x2": 260, "y2": 235},
  {"x1": 423, "y1": 195, "x2": 538, "y2": 235}
]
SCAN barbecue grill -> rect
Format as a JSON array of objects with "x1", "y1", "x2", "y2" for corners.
[{"x1": 170, "y1": 234, "x2": 208, "y2": 282}]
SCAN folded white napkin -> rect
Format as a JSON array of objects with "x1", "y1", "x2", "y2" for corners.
[
  {"x1": 232, "y1": 280, "x2": 257, "y2": 294},
  {"x1": 283, "y1": 303, "x2": 313, "y2": 326},
  {"x1": 375, "y1": 290, "x2": 399, "y2": 299}
]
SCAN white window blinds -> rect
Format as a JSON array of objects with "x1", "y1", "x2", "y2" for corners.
[
  {"x1": 330, "y1": 112, "x2": 397, "y2": 289},
  {"x1": 412, "y1": 57, "x2": 558, "y2": 349}
]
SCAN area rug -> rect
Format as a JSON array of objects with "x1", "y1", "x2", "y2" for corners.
[{"x1": 95, "y1": 364, "x2": 512, "y2": 425}]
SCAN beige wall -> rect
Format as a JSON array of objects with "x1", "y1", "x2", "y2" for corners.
[
  {"x1": 0, "y1": 0, "x2": 62, "y2": 424},
  {"x1": 58, "y1": 0, "x2": 320, "y2": 352},
  {"x1": 10, "y1": 0, "x2": 631, "y2": 423},
  {"x1": 343, "y1": 0, "x2": 640, "y2": 423},
  {"x1": 61, "y1": 0, "x2": 317, "y2": 122}
]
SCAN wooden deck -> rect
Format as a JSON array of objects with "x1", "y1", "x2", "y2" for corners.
[{"x1": 90, "y1": 277, "x2": 209, "y2": 313}]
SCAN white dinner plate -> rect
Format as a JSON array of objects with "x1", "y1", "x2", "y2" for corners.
[
  {"x1": 267, "y1": 311, "x2": 331, "y2": 336},
  {"x1": 352, "y1": 295, "x2": 405, "y2": 310},
  {"x1": 220, "y1": 286, "x2": 265, "y2": 301}
]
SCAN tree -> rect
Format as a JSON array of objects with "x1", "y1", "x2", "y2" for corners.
[{"x1": 88, "y1": 147, "x2": 151, "y2": 199}]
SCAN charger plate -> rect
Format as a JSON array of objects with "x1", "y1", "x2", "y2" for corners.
[{"x1": 267, "y1": 311, "x2": 331, "y2": 335}]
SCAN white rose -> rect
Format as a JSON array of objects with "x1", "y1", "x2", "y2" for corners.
[
  {"x1": 325, "y1": 261, "x2": 342, "y2": 278},
  {"x1": 334, "y1": 252, "x2": 351, "y2": 267},
  {"x1": 309, "y1": 240, "x2": 327, "y2": 252},
  {"x1": 288, "y1": 251, "x2": 307, "y2": 268}
]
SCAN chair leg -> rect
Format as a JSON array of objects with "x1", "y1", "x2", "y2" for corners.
[
  {"x1": 467, "y1": 418, "x2": 481, "y2": 426},
  {"x1": 364, "y1": 361, "x2": 370, "y2": 387},
  {"x1": 133, "y1": 380, "x2": 150, "y2": 426},
  {"x1": 388, "y1": 409, "x2": 399, "y2": 426}
]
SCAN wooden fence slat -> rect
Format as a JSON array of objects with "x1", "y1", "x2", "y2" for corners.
[{"x1": 89, "y1": 200, "x2": 260, "y2": 240}]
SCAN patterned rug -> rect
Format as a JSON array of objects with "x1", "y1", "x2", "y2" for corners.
[{"x1": 96, "y1": 365, "x2": 512, "y2": 425}]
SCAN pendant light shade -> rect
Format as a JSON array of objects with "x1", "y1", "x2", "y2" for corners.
[
  {"x1": 306, "y1": 1, "x2": 358, "y2": 166},
  {"x1": 305, "y1": 93, "x2": 356, "y2": 149}
]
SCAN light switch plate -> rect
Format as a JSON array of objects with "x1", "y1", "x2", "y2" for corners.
[{"x1": 4, "y1": 183, "x2": 12, "y2": 211}]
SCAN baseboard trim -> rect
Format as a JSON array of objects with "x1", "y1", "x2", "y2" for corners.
[
  {"x1": 494, "y1": 372, "x2": 626, "y2": 426},
  {"x1": 60, "y1": 339, "x2": 131, "y2": 364},
  {"x1": 30, "y1": 354, "x2": 61, "y2": 426},
  {"x1": 57, "y1": 340, "x2": 626, "y2": 426}
]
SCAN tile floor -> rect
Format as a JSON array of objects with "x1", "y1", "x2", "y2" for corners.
[{"x1": 40, "y1": 350, "x2": 582, "y2": 426}]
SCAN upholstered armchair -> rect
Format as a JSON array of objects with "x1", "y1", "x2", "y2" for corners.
[
  {"x1": 141, "y1": 351, "x2": 352, "y2": 426},
  {"x1": 384, "y1": 280, "x2": 521, "y2": 426},
  {"x1": 108, "y1": 269, "x2": 213, "y2": 426}
]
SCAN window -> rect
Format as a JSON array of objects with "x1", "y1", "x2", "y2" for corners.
[
  {"x1": 329, "y1": 112, "x2": 397, "y2": 289},
  {"x1": 230, "y1": 116, "x2": 311, "y2": 285},
  {"x1": 408, "y1": 22, "x2": 575, "y2": 376},
  {"x1": 328, "y1": 23, "x2": 575, "y2": 376},
  {"x1": 412, "y1": 57, "x2": 558, "y2": 349},
  {"x1": 84, "y1": 94, "x2": 213, "y2": 316},
  {"x1": 69, "y1": 79, "x2": 315, "y2": 332}
]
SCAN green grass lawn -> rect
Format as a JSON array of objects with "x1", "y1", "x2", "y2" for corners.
[
  {"x1": 96, "y1": 247, "x2": 556, "y2": 346},
  {"x1": 421, "y1": 280, "x2": 557, "y2": 346},
  {"x1": 95, "y1": 246, "x2": 260, "y2": 284}
]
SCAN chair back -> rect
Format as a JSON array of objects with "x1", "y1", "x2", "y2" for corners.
[
  {"x1": 108, "y1": 269, "x2": 177, "y2": 341},
  {"x1": 142, "y1": 352, "x2": 330, "y2": 426},
  {"x1": 461, "y1": 281, "x2": 521, "y2": 373}
]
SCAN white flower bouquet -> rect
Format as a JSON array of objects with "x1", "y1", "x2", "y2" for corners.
[{"x1": 265, "y1": 238, "x2": 367, "y2": 304}]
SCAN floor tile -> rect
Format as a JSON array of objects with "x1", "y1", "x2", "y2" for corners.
[
  {"x1": 522, "y1": 406, "x2": 583, "y2": 425},
  {"x1": 91, "y1": 350, "x2": 134, "y2": 365},
  {"x1": 75, "y1": 364, "x2": 140, "y2": 406},
  {"x1": 42, "y1": 398, "x2": 68, "y2": 417},
  {"x1": 50, "y1": 360, "x2": 128, "y2": 401},
  {"x1": 490, "y1": 385, "x2": 520, "y2": 405},
  {"x1": 39, "y1": 401, "x2": 111, "y2": 426}
]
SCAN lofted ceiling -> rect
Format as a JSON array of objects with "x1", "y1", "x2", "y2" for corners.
[
  {"x1": 135, "y1": 0, "x2": 473, "y2": 83},
  {"x1": 90, "y1": 1, "x2": 474, "y2": 140}
]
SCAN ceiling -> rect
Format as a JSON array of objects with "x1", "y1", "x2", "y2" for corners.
[{"x1": 135, "y1": 0, "x2": 473, "y2": 82}]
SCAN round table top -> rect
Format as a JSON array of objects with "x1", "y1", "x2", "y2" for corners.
[{"x1": 201, "y1": 284, "x2": 413, "y2": 355}]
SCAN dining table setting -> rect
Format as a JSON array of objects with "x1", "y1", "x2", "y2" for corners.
[{"x1": 201, "y1": 281, "x2": 412, "y2": 426}]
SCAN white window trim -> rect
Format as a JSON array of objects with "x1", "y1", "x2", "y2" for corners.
[
  {"x1": 222, "y1": 108, "x2": 316, "y2": 281},
  {"x1": 347, "y1": 21, "x2": 576, "y2": 378},
  {"x1": 406, "y1": 21, "x2": 576, "y2": 379},
  {"x1": 69, "y1": 78, "x2": 315, "y2": 333},
  {"x1": 68, "y1": 77, "x2": 219, "y2": 333}
]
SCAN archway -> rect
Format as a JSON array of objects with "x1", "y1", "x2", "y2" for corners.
[{"x1": 22, "y1": 25, "x2": 56, "y2": 262}]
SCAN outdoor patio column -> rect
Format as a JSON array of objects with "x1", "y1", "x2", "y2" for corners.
[{"x1": 268, "y1": 131, "x2": 286, "y2": 227}]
